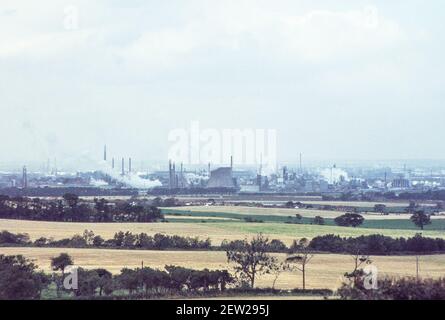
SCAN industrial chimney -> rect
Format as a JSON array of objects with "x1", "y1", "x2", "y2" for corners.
[{"x1": 22, "y1": 166, "x2": 28, "y2": 189}]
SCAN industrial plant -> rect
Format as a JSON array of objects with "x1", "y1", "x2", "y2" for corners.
[{"x1": 1, "y1": 145, "x2": 445, "y2": 199}]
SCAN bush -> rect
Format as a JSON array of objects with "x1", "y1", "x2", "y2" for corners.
[
  {"x1": 309, "y1": 233, "x2": 445, "y2": 255},
  {"x1": 0, "y1": 255, "x2": 48, "y2": 299},
  {"x1": 338, "y1": 277, "x2": 445, "y2": 300}
]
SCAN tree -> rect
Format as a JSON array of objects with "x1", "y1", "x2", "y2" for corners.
[
  {"x1": 285, "y1": 201, "x2": 294, "y2": 208},
  {"x1": 334, "y1": 213, "x2": 365, "y2": 227},
  {"x1": 165, "y1": 265, "x2": 192, "y2": 291},
  {"x1": 312, "y1": 216, "x2": 325, "y2": 225},
  {"x1": 92, "y1": 235, "x2": 105, "y2": 247},
  {"x1": 0, "y1": 230, "x2": 30, "y2": 245},
  {"x1": 82, "y1": 230, "x2": 95, "y2": 246},
  {"x1": 116, "y1": 268, "x2": 140, "y2": 294},
  {"x1": 63, "y1": 193, "x2": 79, "y2": 208},
  {"x1": 76, "y1": 268, "x2": 101, "y2": 297},
  {"x1": 344, "y1": 245, "x2": 372, "y2": 286},
  {"x1": 226, "y1": 234, "x2": 277, "y2": 288},
  {"x1": 94, "y1": 268, "x2": 113, "y2": 296},
  {"x1": 270, "y1": 261, "x2": 291, "y2": 290},
  {"x1": 410, "y1": 211, "x2": 431, "y2": 230},
  {"x1": 62, "y1": 193, "x2": 79, "y2": 221},
  {"x1": 51, "y1": 253, "x2": 74, "y2": 281},
  {"x1": 295, "y1": 214, "x2": 303, "y2": 223},
  {"x1": 0, "y1": 254, "x2": 46, "y2": 300},
  {"x1": 374, "y1": 204, "x2": 387, "y2": 215},
  {"x1": 138, "y1": 267, "x2": 169, "y2": 295},
  {"x1": 286, "y1": 239, "x2": 314, "y2": 290}
]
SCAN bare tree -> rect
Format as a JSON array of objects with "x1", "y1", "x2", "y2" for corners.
[
  {"x1": 226, "y1": 233, "x2": 277, "y2": 288},
  {"x1": 270, "y1": 261, "x2": 291, "y2": 290},
  {"x1": 345, "y1": 245, "x2": 372, "y2": 286},
  {"x1": 286, "y1": 238, "x2": 314, "y2": 290}
]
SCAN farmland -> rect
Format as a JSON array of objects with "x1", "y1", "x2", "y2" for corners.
[
  {"x1": 1, "y1": 218, "x2": 445, "y2": 247},
  {"x1": 1, "y1": 201, "x2": 444, "y2": 298},
  {"x1": 1, "y1": 247, "x2": 444, "y2": 290},
  {"x1": 162, "y1": 205, "x2": 445, "y2": 231}
]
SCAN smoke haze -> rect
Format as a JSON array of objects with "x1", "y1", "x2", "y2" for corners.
[{"x1": 1, "y1": 0, "x2": 444, "y2": 169}]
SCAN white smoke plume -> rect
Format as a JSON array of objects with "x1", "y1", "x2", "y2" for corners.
[
  {"x1": 89, "y1": 178, "x2": 109, "y2": 187},
  {"x1": 320, "y1": 167, "x2": 349, "y2": 184},
  {"x1": 98, "y1": 160, "x2": 162, "y2": 189},
  {"x1": 184, "y1": 172, "x2": 209, "y2": 184}
]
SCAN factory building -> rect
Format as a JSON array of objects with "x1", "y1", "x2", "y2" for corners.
[
  {"x1": 392, "y1": 178, "x2": 411, "y2": 189},
  {"x1": 207, "y1": 167, "x2": 236, "y2": 188}
]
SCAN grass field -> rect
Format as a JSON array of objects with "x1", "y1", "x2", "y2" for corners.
[
  {"x1": 1, "y1": 247, "x2": 444, "y2": 290},
  {"x1": 162, "y1": 206, "x2": 445, "y2": 231},
  {"x1": 164, "y1": 205, "x2": 445, "y2": 220}
]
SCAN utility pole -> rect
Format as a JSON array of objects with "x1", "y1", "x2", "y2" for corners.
[{"x1": 416, "y1": 256, "x2": 420, "y2": 281}]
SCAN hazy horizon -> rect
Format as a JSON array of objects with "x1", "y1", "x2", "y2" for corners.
[{"x1": 1, "y1": 0, "x2": 444, "y2": 168}]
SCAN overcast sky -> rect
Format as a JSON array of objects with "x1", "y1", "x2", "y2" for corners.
[{"x1": 0, "y1": 0, "x2": 444, "y2": 170}]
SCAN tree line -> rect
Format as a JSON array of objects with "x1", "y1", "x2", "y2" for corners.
[
  {"x1": 0, "y1": 253, "x2": 233, "y2": 300},
  {"x1": 2, "y1": 229, "x2": 445, "y2": 255},
  {"x1": 0, "y1": 230, "x2": 211, "y2": 250},
  {"x1": 338, "y1": 277, "x2": 445, "y2": 300},
  {"x1": 1, "y1": 235, "x2": 323, "y2": 299},
  {"x1": 309, "y1": 233, "x2": 445, "y2": 255},
  {"x1": 0, "y1": 194, "x2": 163, "y2": 222},
  {"x1": 2, "y1": 233, "x2": 443, "y2": 300}
]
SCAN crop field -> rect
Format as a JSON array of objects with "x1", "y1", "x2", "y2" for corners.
[
  {"x1": 299, "y1": 200, "x2": 436, "y2": 208},
  {"x1": 164, "y1": 205, "x2": 445, "y2": 220},
  {"x1": 162, "y1": 206, "x2": 445, "y2": 231},
  {"x1": 1, "y1": 247, "x2": 444, "y2": 290},
  {"x1": 1, "y1": 219, "x2": 445, "y2": 247}
]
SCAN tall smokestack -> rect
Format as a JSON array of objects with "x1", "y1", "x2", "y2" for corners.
[
  {"x1": 180, "y1": 162, "x2": 183, "y2": 188},
  {"x1": 121, "y1": 158, "x2": 125, "y2": 176},
  {"x1": 173, "y1": 163, "x2": 176, "y2": 188},
  {"x1": 129, "y1": 158, "x2": 132, "y2": 173},
  {"x1": 54, "y1": 158, "x2": 57, "y2": 176},
  {"x1": 299, "y1": 153, "x2": 302, "y2": 173},
  {"x1": 112, "y1": 158, "x2": 115, "y2": 169},
  {"x1": 104, "y1": 145, "x2": 107, "y2": 161},
  {"x1": 257, "y1": 154, "x2": 263, "y2": 191},
  {"x1": 230, "y1": 156, "x2": 233, "y2": 169},
  {"x1": 22, "y1": 166, "x2": 28, "y2": 189},
  {"x1": 168, "y1": 160, "x2": 171, "y2": 189}
]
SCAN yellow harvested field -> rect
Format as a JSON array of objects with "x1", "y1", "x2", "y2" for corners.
[
  {"x1": 1, "y1": 247, "x2": 444, "y2": 290},
  {"x1": 1, "y1": 219, "x2": 445, "y2": 247},
  {"x1": 0, "y1": 219, "x2": 260, "y2": 244}
]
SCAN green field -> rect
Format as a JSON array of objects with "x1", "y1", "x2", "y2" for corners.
[
  {"x1": 162, "y1": 208, "x2": 445, "y2": 231},
  {"x1": 210, "y1": 222, "x2": 445, "y2": 239}
]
